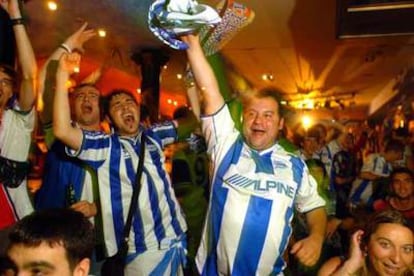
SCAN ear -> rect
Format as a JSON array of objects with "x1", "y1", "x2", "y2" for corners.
[
  {"x1": 105, "y1": 114, "x2": 112, "y2": 124},
  {"x1": 278, "y1": 118, "x2": 285, "y2": 130},
  {"x1": 73, "y1": 258, "x2": 90, "y2": 276}
]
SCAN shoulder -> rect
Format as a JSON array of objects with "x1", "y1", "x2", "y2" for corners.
[{"x1": 318, "y1": 256, "x2": 344, "y2": 276}]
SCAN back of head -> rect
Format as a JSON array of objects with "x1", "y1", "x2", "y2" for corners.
[
  {"x1": 384, "y1": 138, "x2": 405, "y2": 154},
  {"x1": 8, "y1": 209, "x2": 95, "y2": 268}
]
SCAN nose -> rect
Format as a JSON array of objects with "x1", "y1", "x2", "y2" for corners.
[
  {"x1": 253, "y1": 114, "x2": 263, "y2": 124},
  {"x1": 389, "y1": 247, "x2": 401, "y2": 264}
]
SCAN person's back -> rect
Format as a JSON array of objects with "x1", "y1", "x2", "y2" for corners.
[{"x1": 349, "y1": 139, "x2": 405, "y2": 209}]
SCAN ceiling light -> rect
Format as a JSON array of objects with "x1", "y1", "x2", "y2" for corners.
[
  {"x1": 261, "y1": 73, "x2": 274, "y2": 81},
  {"x1": 167, "y1": 99, "x2": 172, "y2": 104},
  {"x1": 136, "y1": 88, "x2": 141, "y2": 94},
  {"x1": 73, "y1": 66, "x2": 80, "y2": 73},
  {"x1": 98, "y1": 29, "x2": 106, "y2": 38},
  {"x1": 176, "y1": 74, "x2": 182, "y2": 80},
  {"x1": 302, "y1": 115, "x2": 312, "y2": 130},
  {"x1": 47, "y1": 1, "x2": 57, "y2": 11}
]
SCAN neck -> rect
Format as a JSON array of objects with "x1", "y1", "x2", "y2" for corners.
[
  {"x1": 391, "y1": 196, "x2": 414, "y2": 210},
  {"x1": 79, "y1": 123, "x2": 101, "y2": 131}
]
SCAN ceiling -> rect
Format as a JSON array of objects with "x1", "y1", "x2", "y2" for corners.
[{"x1": 19, "y1": 0, "x2": 414, "y2": 122}]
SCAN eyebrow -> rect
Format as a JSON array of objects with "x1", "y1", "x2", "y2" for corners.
[{"x1": 23, "y1": 261, "x2": 55, "y2": 270}]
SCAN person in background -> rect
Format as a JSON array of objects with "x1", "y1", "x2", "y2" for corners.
[
  {"x1": 182, "y1": 33, "x2": 326, "y2": 275},
  {"x1": 289, "y1": 158, "x2": 342, "y2": 275},
  {"x1": 318, "y1": 209, "x2": 414, "y2": 276},
  {"x1": 373, "y1": 167, "x2": 414, "y2": 219},
  {"x1": 349, "y1": 139, "x2": 405, "y2": 210},
  {"x1": 35, "y1": 23, "x2": 100, "y2": 217},
  {"x1": 0, "y1": 0, "x2": 37, "y2": 255},
  {"x1": 6, "y1": 208, "x2": 95, "y2": 276},
  {"x1": 296, "y1": 126, "x2": 321, "y2": 161}
]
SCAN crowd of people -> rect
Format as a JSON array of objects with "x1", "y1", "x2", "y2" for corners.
[{"x1": 0, "y1": 0, "x2": 413, "y2": 275}]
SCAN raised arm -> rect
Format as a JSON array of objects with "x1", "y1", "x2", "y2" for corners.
[
  {"x1": 40, "y1": 23, "x2": 96, "y2": 126},
  {"x1": 182, "y1": 34, "x2": 224, "y2": 115},
  {"x1": 1, "y1": 0, "x2": 37, "y2": 111},
  {"x1": 53, "y1": 53, "x2": 83, "y2": 150}
]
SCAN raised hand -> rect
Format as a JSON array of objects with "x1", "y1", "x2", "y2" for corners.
[
  {"x1": 0, "y1": 0, "x2": 21, "y2": 19},
  {"x1": 64, "y1": 22, "x2": 96, "y2": 53},
  {"x1": 346, "y1": 230, "x2": 365, "y2": 270},
  {"x1": 58, "y1": 52, "x2": 81, "y2": 75}
]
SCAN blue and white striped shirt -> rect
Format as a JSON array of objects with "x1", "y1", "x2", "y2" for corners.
[
  {"x1": 196, "y1": 105, "x2": 325, "y2": 275},
  {"x1": 68, "y1": 122, "x2": 187, "y2": 258}
]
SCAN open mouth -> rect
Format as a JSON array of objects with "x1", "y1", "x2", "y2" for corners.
[
  {"x1": 81, "y1": 105, "x2": 93, "y2": 113},
  {"x1": 123, "y1": 114, "x2": 135, "y2": 126}
]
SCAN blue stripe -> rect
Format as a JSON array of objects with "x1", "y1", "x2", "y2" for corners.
[
  {"x1": 109, "y1": 136, "x2": 124, "y2": 247},
  {"x1": 273, "y1": 206, "x2": 294, "y2": 274},
  {"x1": 232, "y1": 196, "x2": 272, "y2": 275},
  {"x1": 253, "y1": 151, "x2": 274, "y2": 174},
  {"x1": 147, "y1": 137, "x2": 184, "y2": 236},
  {"x1": 203, "y1": 137, "x2": 244, "y2": 275},
  {"x1": 123, "y1": 141, "x2": 147, "y2": 253},
  {"x1": 350, "y1": 179, "x2": 370, "y2": 203},
  {"x1": 83, "y1": 133, "x2": 110, "y2": 150},
  {"x1": 145, "y1": 166, "x2": 165, "y2": 243},
  {"x1": 373, "y1": 157, "x2": 378, "y2": 172},
  {"x1": 290, "y1": 156, "x2": 304, "y2": 190}
]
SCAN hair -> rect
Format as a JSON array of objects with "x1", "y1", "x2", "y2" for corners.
[
  {"x1": 391, "y1": 167, "x2": 414, "y2": 182},
  {"x1": 102, "y1": 88, "x2": 139, "y2": 120},
  {"x1": 0, "y1": 64, "x2": 18, "y2": 108},
  {"x1": 384, "y1": 138, "x2": 405, "y2": 153},
  {"x1": 8, "y1": 208, "x2": 95, "y2": 270},
  {"x1": 361, "y1": 209, "x2": 413, "y2": 250},
  {"x1": 0, "y1": 64, "x2": 17, "y2": 81},
  {"x1": 240, "y1": 87, "x2": 286, "y2": 117}
]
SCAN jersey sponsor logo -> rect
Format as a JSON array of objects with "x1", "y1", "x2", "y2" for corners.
[
  {"x1": 225, "y1": 174, "x2": 295, "y2": 198},
  {"x1": 274, "y1": 161, "x2": 288, "y2": 169}
]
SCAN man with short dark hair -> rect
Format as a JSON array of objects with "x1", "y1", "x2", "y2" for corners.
[
  {"x1": 53, "y1": 52, "x2": 196, "y2": 275},
  {"x1": 7, "y1": 208, "x2": 95, "y2": 276}
]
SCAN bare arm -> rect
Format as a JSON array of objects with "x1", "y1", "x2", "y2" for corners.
[
  {"x1": 182, "y1": 34, "x2": 224, "y2": 115},
  {"x1": 53, "y1": 53, "x2": 83, "y2": 150},
  {"x1": 360, "y1": 171, "x2": 381, "y2": 180},
  {"x1": 40, "y1": 23, "x2": 96, "y2": 125},
  {"x1": 319, "y1": 230, "x2": 365, "y2": 276},
  {"x1": 1, "y1": 0, "x2": 37, "y2": 111},
  {"x1": 290, "y1": 207, "x2": 327, "y2": 266}
]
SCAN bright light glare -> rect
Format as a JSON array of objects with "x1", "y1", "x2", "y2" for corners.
[
  {"x1": 98, "y1": 29, "x2": 106, "y2": 37},
  {"x1": 302, "y1": 115, "x2": 312, "y2": 130},
  {"x1": 47, "y1": 1, "x2": 57, "y2": 10}
]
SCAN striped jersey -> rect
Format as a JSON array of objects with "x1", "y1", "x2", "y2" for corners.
[
  {"x1": 196, "y1": 105, "x2": 325, "y2": 275},
  {"x1": 67, "y1": 122, "x2": 187, "y2": 257},
  {"x1": 350, "y1": 153, "x2": 391, "y2": 205}
]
